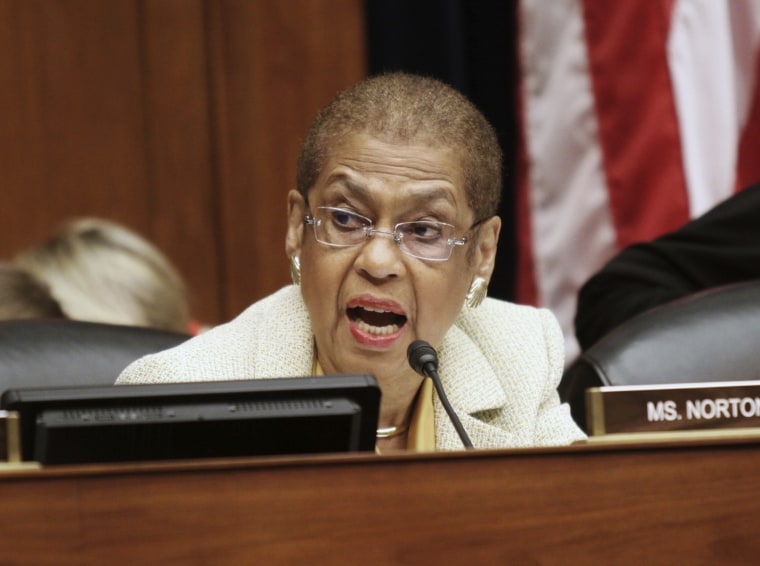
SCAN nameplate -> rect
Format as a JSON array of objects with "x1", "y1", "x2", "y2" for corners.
[{"x1": 586, "y1": 381, "x2": 760, "y2": 436}]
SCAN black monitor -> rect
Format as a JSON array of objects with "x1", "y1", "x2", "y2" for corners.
[{"x1": 0, "y1": 374, "x2": 381, "y2": 465}]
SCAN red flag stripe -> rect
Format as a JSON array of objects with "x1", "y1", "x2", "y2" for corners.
[
  {"x1": 736, "y1": 49, "x2": 760, "y2": 190},
  {"x1": 582, "y1": 0, "x2": 690, "y2": 247}
]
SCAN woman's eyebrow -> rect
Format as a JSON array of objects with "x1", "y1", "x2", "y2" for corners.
[
  {"x1": 407, "y1": 186, "x2": 457, "y2": 205},
  {"x1": 323, "y1": 173, "x2": 369, "y2": 198},
  {"x1": 328, "y1": 173, "x2": 456, "y2": 201}
]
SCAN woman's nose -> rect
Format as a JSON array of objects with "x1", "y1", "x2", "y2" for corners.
[{"x1": 353, "y1": 230, "x2": 406, "y2": 280}]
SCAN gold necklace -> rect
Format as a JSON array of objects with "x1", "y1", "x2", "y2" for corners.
[{"x1": 376, "y1": 422, "x2": 409, "y2": 439}]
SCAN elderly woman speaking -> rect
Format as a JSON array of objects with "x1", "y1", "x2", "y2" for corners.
[{"x1": 117, "y1": 72, "x2": 585, "y2": 451}]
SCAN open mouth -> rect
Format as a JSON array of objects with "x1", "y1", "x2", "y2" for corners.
[{"x1": 347, "y1": 306, "x2": 407, "y2": 336}]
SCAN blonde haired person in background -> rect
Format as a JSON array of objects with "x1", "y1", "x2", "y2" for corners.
[
  {"x1": 14, "y1": 218, "x2": 192, "y2": 334},
  {"x1": 0, "y1": 262, "x2": 65, "y2": 320}
]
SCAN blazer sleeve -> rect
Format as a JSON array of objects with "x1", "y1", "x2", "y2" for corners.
[{"x1": 532, "y1": 308, "x2": 586, "y2": 445}]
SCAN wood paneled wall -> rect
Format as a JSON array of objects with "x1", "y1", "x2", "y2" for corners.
[{"x1": 0, "y1": 0, "x2": 366, "y2": 325}]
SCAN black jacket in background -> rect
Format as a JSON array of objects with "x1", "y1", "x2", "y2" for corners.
[{"x1": 574, "y1": 182, "x2": 760, "y2": 351}]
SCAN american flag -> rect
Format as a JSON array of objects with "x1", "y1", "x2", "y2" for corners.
[{"x1": 516, "y1": 0, "x2": 760, "y2": 365}]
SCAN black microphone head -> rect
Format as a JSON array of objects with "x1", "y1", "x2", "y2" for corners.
[{"x1": 407, "y1": 340, "x2": 439, "y2": 376}]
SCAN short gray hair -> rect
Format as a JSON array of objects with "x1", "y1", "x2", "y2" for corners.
[{"x1": 297, "y1": 72, "x2": 502, "y2": 222}]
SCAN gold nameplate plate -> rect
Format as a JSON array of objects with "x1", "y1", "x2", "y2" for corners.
[
  {"x1": 0, "y1": 410, "x2": 21, "y2": 463},
  {"x1": 587, "y1": 380, "x2": 760, "y2": 436}
]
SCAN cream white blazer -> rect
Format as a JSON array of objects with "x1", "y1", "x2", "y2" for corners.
[{"x1": 117, "y1": 286, "x2": 586, "y2": 449}]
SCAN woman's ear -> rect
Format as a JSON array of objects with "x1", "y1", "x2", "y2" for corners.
[
  {"x1": 285, "y1": 190, "x2": 306, "y2": 258},
  {"x1": 473, "y1": 215, "x2": 501, "y2": 281}
]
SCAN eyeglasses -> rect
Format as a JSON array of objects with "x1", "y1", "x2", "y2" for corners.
[{"x1": 304, "y1": 206, "x2": 469, "y2": 261}]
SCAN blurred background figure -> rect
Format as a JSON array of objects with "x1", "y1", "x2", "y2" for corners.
[
  {"x1": 0, "y1": 262, "x2": 65, "y2": 320},
  {"x1": 13, "y1": 218, "x2": 194, "y2": 334},
  {"x1": 574, "y1": 182, "x2": 760, "y2": 351}
]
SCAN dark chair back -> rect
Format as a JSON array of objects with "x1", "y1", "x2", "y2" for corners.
[
  {"x1": 0, "y1": 319, "x2": 190, "y2": 391},
  {"x1": 560, "y1": 280, "x2": 760, "y2": 431}
]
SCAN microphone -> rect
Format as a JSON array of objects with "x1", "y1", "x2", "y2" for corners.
[{"x1": 407, "y1": 340, "x2": 473, "y2": 449}]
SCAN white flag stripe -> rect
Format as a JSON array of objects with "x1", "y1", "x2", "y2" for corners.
[
  {"x1": 519, "y1": 0, "x2": 615, "y2": 363},
  {"x1": 668, "y1": 0, "x2": 760, "y2": 216}
]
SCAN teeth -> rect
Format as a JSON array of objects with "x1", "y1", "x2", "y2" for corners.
[
  {"x1": 355, "y1": 319, "x2": 399, "y2": 335},
  {"x1": 362, "y1": 306, "x2": 393, "y2": 314}
]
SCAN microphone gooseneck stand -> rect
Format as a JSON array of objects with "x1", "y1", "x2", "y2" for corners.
[{"x1": 407, "y1": 340, "x2": 474, "y2": 449}]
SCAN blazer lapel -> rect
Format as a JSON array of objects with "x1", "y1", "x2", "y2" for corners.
[{"x1": 434, "y1": 325, "x2": 515, "y2": 450}]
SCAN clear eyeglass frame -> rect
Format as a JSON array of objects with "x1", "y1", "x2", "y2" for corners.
[{"x1": 304, "y1": 206, "x2": 469, "y2": 261}]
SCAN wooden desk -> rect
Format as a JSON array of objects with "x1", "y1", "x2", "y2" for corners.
[{"x1": 1, "y1": 435, "x2": 759, "y2": 564}]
